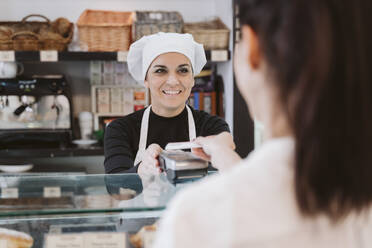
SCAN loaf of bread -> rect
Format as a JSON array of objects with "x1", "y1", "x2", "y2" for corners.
[
  {"x1": 0, "y1": 227, "x2": 33, "y2": 248},
  {"x1": 51, "y1": 18, "x2": 71, "y2": 37},
  {"x1": 130, "y1": 223, "x2": 157, "y2": 248}
]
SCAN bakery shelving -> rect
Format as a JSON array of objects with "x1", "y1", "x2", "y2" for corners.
[{"x1": 0, "y1": 50, "x2": 231, "y2": 62}]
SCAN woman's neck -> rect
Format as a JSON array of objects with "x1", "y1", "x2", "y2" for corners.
[
  {"x1": 151, "y1": 103, "x2": 186, "y2": 117},
  {"x1": 254, "y1": 88, "x2": 293, "y2": 141}
]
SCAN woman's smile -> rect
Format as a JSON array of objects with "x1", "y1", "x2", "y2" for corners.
[{"x1": 162, "y1": 89, "x2": 182, "y2": 96}]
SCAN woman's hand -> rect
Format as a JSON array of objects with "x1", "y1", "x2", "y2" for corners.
[
  {"x1": 138, "y1": 144, "x2": 163, "y2": 183},
  {"x1": 193, "y1": 132, "x2": 242, "y2": 172}
]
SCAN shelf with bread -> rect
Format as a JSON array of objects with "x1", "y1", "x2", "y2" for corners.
[{"x1": 0, "y1": 10, "x2": 231, "y2": 63}]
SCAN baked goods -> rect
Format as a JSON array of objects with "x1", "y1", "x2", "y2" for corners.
[
  {"x1": 0, "y1": 26, "x2": 14, "y2": 40},
  {"x1": 51, "y1": 18, "x2": 71, "y2": 37},
  {"x1": 0, "y1": 227, "x2": 33, "y2": 248},
  {"x1": 130, "y1": 223, "x2": 157, "y2": 248},
  {"x1": 0, "y1": 196, "x2": 74, "y2": 210},
  {"x1": 39, "y1": 27, "x2": 63, "y2": 40}
]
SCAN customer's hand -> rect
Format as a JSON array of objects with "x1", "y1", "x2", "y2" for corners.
[
  {"x1": 138, "y1": 144, "x2": 163, "y2": 184},
  {"x1": 193, "y1": 132, "x2": 242, "y2": 172}
]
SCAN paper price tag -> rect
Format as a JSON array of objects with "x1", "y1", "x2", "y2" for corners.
[
  {"x1": 43, "y1": 187, "x2": 61, "y2": 198},
  {"x1": 0, "y1": 51, "x2": 15, "y2": 61},
  {"x1": 40, "y1": 50, "x2": 58, "y2": 62},
  {"x1": 211, "y1": 50, "x2": 228, "y2": 62},
  {"x1": 85, "y1": 233, "x2": 126, "y2": 248},
  {"x1": 1, "y1": 188, "x2": 18, "y2": 199},
  {"x1": 0, "y1": 239, "x2": 7, "y2": 248},
  {"x1": 45, "y1": 234, "x2": 84, "y2": 248},
  {"x1": 235, "y1": 31, "x2": 241, "y2": 42},
  {"x1": 235, "y1": 18, "x2": 240, "y2": 28},
  {"x1": 149, "y1": 13, "x2": 162, "y2": 20},
  {"x1": 117, "y1": 51, "x2": 128, "y2": 62}
]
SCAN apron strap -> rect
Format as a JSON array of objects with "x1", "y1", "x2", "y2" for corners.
[
  {"x1": 186, "y1": 105, "x2": 196, "y2": 140},
  {"x1": 134, "y1": 105, "x2": 151, "y2": 165}
]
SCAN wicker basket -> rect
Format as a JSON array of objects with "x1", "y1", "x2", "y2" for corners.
[
  {"x1": 11, "y1": 31, "x2": 41, "y2": 51},
  {"x1": 184, "y1": 18, "x2": 230, "y2": 50},
  {"x1": 133, "y1": 11, "x2": 183, "y2": 41},
  {"x1": 77, "y1": 9, "x2": 134, "y2": 51},
  {"x1": 0, "y1": 14, "x2": 73, "y2": 51}
]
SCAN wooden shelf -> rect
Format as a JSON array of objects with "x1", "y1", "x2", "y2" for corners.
[{"x1": 0, "y1": 50, "x2": 231, "y2": 62}]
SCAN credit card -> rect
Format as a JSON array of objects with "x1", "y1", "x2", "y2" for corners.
[{"x1": 165, "y1": 141, "x2": 202, "y2": 150}]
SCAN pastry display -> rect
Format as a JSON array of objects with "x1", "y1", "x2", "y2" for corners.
[
  {"x1": 130, "y1": 223, "x2": 157, "y2": 248},
  {"x1": 0, "y1": 227, "x2": 33, "y2": 248},
  {"x1": 0, "y1": 196, "x2": 74, "y2": 211},
  {"x1": 111, "y1": 187, "x2": 137, "y2": 201},
  {"x1": 83, "y1": 194, "x2": 113, "y2": 209}
]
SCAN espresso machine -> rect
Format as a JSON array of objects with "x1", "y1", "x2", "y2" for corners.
[{"x1": 0, "y1": 75, "x2": 73, "y2": 149}]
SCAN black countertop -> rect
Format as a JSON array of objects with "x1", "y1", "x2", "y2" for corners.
[{"x1": 0, "y1": 145, "x2": 104, "y2": 158}]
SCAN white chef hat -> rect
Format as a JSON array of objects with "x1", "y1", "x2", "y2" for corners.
[{"x1": 127, "y1": 32, "x2": 207, "y2": 83}]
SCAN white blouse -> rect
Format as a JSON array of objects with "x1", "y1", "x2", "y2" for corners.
[{"x1": 153, "y1": 137, "x2": 372, "y2": 248}]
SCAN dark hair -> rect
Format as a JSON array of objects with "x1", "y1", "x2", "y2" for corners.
[{"x1": 238, "y1": 0, "x2": 372, "y2": 220}]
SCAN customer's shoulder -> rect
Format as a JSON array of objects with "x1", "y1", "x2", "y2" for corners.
[{"x1": 164, "y1": 137, "x2": 298, "y2": 242}]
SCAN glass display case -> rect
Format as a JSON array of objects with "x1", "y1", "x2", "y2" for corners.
[{"x1": 0, "y1": 173, "x2": 205, "y2": 247}]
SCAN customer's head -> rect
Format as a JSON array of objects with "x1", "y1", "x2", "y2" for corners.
[
  {"x1": 236, "y1": 0, "x2": 372, "y2": 220},
  {"x1": 127, "y1": 32, "x2": 206, "y2": 116}
]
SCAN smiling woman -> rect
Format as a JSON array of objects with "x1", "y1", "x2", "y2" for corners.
[
  {"x1": 145, "y1": 52, "x2": 194, "y2": 117},
  {"x1": 103, "y1": 32, "x2": 232, "y2": 179}
]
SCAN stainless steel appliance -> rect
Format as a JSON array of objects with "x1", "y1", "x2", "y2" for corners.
[{"x1": 0, "y1": 75, "x2": 73, "y2": 149}]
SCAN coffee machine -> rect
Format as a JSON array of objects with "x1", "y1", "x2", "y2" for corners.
[{"x1": 0, "y1": 75, "x2": 73, "y2": 149}]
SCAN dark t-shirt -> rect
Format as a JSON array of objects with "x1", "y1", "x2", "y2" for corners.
[{"x1": 104, "y1": 105, "x2": 230, "y2": 173}]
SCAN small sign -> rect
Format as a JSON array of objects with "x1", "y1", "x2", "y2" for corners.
[
  {"x1": 1, "y1": 188, "x2": 18, "y2": 199},
  {"x1": 0, "y1": 239, "x2": 7, "y2": 248},
  {"x1": 85, "y1": 233, "x2": 126, "y2": 248},
  {"x1": 45, "y1": 234, "x2": 84, "y2": 248},
  {"x1": 149, "y1": 13, "x2": 162, "y2": 20},
  {"x1": 235, "y1": 18, "x2": 240, "y2": 28},
  {"x1": 43, "y1": 187, "x2": 61, "y2": 198},
  {"x1": 117, "y1": 51, "x2": 128, "y2": 62},
  {"x1": 211, "y1": 50, "x2": 228, "y2": 62},
  {"x1": 0, "y1": 51, "x2": 15, "y2": 61},
  {"x1": 40, "y1": 50, "x2": 58, "y2": 62},
  {"x1": 235, "y1": 31, "x2": 241, "y2": 42},
  {"x1": 45, "y1": 233, "x2": 126, "y2": 248}
]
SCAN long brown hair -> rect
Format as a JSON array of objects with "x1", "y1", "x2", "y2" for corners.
[{"x1": 238, "y1": 0, "x2": 372, "y2": 220}]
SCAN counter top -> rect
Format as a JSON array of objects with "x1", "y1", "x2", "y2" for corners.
[{"x1": 0, "y1": 145, "x2": 104, "y2": 158}]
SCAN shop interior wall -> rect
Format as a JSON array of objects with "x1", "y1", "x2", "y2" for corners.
[{"x1": 0, "y1": 0, "x2": 234, "y2": 174}]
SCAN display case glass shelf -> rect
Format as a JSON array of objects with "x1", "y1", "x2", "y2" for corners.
[
  {"x1": 0, "y1": 173, "x2": 182, "y2": 217},
  {"x1": 0, "y1": 173, "x2": 209, "y2": 247}
]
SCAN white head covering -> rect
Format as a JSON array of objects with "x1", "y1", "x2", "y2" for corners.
[{"x1": 127, "y1": 32, "x2": 206, "y2": 83}]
